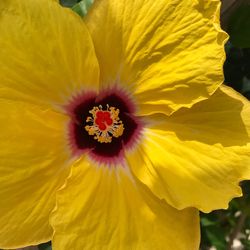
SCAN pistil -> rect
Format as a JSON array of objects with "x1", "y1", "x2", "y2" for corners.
[{"x1": 85, "y1": 105, "x2": 124, "y2": 143}]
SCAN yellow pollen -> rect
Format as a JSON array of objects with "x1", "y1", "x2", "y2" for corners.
[{"x1": 85, "y1": 105, "x2": 124, "y2": 143}]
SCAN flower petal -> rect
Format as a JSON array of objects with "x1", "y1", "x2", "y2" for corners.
[
  {"x1": 0, "y1": 0, "x2": 99, "y2": 108},
  {"x1": 127, "y1": 85, "x2": 250, "y2": 212},
  {"x1": 85, "y1": 0, "x2": 228, "y2": 115},
  {"x1": 51, "y1": 160, "x2": 200, "y2": 250},
  {"x1": 0, "y1": 101, "x2": 72, "y2": 248}
]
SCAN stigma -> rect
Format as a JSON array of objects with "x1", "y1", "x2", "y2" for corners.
[{"x1": 85, "y1": 105, "x2": 124, "y2": 143}]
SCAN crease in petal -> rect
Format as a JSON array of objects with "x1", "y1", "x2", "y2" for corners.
[
  {"x1": 85, "y1": 0, "x2": 228, "y2": 115},
  {"x1": 0, "y1": 100, "x2": 72, "y2": 248},
  {"x1": 0, "y1": 0, "x2": 99, "y2": 110},
  {"x1": 50, "y1": 159, "x2": 200, "y2": 250},
  {"x1": 127, "y1": 85, "x2": 250, "y2": 212}
]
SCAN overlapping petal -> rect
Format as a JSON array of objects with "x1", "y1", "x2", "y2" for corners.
[
  {"x1": 127, "y1": 85, "x2": 250, "y2": 212},
  {"x1": 0, "y1": 0, "x2": 99, "y2": 109},
  {"x1": 85, "y1": 0, "x2": 228, "y2": 115},
  {"x1": 51, "y1": 159, "x2": 200, "y2": 250},
  {"x1": 0, "y1": 101, "x2": 71, "y2": 248}
]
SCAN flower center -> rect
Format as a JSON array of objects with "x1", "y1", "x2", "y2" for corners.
[{"x1": 85, "y1": 105, "x2": 124, "y2": 143}]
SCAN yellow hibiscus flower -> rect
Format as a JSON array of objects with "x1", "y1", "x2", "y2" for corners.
[{"x1": 0, "y1": 0, "x2": 249, "y2": 249}]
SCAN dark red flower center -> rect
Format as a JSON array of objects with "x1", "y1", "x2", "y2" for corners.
[{"x1": 67, "y1": 89, "x2": 142, "y2": 164}]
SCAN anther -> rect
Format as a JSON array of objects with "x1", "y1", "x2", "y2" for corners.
[{"x1": 85, "y1": 105, "x2": 124, "y2": 143}]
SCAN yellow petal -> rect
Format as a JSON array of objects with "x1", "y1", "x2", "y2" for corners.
[
  {"x1": 85, "y1": 0, "x2": 228, "y2": 115},
  {"x1": 0, "y1": 101, "x2": 72, "y2": 248},
  {"x1": 0, "y1": 0, "x2": 99, "y2": 108},
  {"x1": 127, "y1": 85, "x2": 250, "y2": 212},
  {"x1": 51, "y1": 159, "x2": 200, "y2": 250}
]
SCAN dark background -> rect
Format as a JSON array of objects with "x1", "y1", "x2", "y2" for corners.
[{"x1": 200, "y1": 1, "x2": 250, "y2": 249}]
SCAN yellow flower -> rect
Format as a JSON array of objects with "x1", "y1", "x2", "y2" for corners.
[{"x1": 0, "y1": 0, "x2": 249, "y2": 249}]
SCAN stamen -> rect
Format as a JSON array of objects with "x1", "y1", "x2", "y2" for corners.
[{"x1": 85, "y1": 105, "x2": 124, "y2": 143}]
